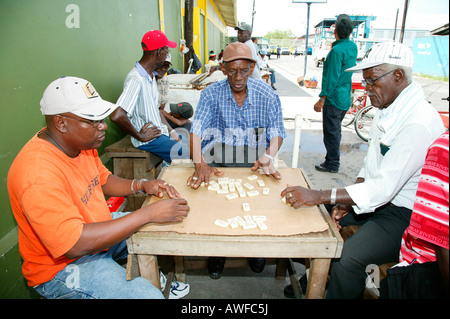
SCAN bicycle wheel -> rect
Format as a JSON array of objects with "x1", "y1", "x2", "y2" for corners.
[
  {"x1": 343, "y1": 94, "x2": 365, "y2": 127},
  {"x1": 354, "y1": 105, "x2": 376, "y2": 142},
  {"x1": 342, "y1": 108, "x2": 356, "y2": 127}
]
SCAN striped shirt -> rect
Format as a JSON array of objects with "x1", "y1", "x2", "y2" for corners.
[
  {"x1": 116, "y1": 62, "x2": 169, "y2": 148},
  {"x1": 191, "y1": 77, "x2": 286, "y2": 151},
  {"x1": 400, "y1": 131, "x2": 449, "y2": 264}
]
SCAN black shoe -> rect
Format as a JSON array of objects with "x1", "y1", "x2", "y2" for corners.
[
  {"x1": 249, "y1": 258, "x2": 266, "y2": 273},
  {"x1": 283, "y1": 275, "x2": 308, "y2": 298},
  {"x1": 271, "y1": 85, "x2": 277, "y2": 90},
  {"x1": 315, "y1": 163, "x2": 338, "y2": 173},
  {"x1": 208, "y1": 257, "x2": 225, "y2": 279}
]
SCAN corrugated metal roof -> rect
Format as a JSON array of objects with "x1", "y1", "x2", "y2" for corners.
[{"x1": 214, "y1": 0, "x2": 237, "y2": 27}]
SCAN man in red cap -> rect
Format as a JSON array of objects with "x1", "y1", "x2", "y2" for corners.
[{"x1": 111, "y1": 30, "x2": 187, "y2": 164}]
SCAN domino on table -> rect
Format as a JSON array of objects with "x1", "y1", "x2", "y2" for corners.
[
  {"x1": 214, "y1": 219, "x2": 229, "y2": 228},
  {"x1": 256, "y1": 221, "x2": 268, "y2": 231},
  {"x1": 247, "y1": 190, "x2": 259, "y2": 197}
]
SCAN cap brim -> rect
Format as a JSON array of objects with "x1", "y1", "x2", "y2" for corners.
[
  {"x1": 169, "y1": 103, "x2": 179, "y2": 114},
  {"x1": 71, "y1": 99, "x2": 118, "y2": 120},
  {"x1": 223, "y1": 56, "x2": 256, "y2": 63},
  {"x1": 345, "y1": 61, "x2": 383, "y2": 72},
  {"x1": 167, "y1": 40, "x2": 177, "y2": 48}
]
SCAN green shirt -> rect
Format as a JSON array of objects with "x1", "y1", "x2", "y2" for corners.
[{"x1": 320, "y1": 38, "x2": 357, "y2": 111}]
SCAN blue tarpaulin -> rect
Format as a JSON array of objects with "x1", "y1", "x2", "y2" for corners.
[{"x1": 412, "y1": 36, "x2": 449, "y2": 77}]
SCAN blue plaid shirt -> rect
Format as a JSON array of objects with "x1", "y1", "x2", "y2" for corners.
[{"x1": 191, "y1": 78, "x2": 286, "y2": 151}]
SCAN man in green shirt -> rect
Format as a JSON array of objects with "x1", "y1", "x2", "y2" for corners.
[{"x1": 314, "y1": 14, "x2": 357, "y2": 173}]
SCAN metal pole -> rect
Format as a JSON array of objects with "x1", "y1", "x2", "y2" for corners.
[
  {"x1": 393, "y1": 8, "x2": 399, "y2": 41},
  {"x1": 291, "y1": 114, "x2": 304, "y2": 168},
  {"x1": 303, "y1": 3, "x2": 311, "y2": 83},
  {"x1": 251, "y1": 0, "x2": 256, "y2": 29}
]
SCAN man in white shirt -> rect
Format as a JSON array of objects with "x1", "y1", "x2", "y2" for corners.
[
  {"x1": 235, "y1": 22, "x2": 262, "y2": 80},
  {"x1": 281, "y1": 42, "x2": 445, "y2": 298}
]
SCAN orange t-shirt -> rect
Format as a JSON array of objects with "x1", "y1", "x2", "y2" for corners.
[{"x1": 7, "y1": 129, "x2": 112, "y2": 286}]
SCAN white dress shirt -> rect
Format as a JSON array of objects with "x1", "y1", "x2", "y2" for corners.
[
  {"x1": 345, "y1": 81, "x2": 445, "y2": 214},
  {"x1": 245, "y1": 39, "x2": 261, "y2": 80}
]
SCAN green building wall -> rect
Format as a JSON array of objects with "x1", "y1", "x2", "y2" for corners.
[{"x1": 0, "y1": 0, "x2": 183, "y2": 298}]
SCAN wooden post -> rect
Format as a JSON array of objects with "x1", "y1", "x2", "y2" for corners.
[{"x1": 184, "y1": 0, "x2": 194, "y2": 73}]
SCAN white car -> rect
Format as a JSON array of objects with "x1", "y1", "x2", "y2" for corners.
[
  {"x1": 281, "y1": 47, "x2": 290, "y2": 55},
  {"x1": 313, "y1": 40, "x2": 333, "y2": 67}
]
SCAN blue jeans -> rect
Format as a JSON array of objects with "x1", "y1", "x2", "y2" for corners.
[
  {"x1": 34, "y1": 212, "x2": 164, "y2": 299},
  {"x1": 137, "y1": 133, "x2": 189, "y2": 164}
]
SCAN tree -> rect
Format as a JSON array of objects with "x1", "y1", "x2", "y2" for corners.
[{"x1": 264, "y1": 29, "x2": 296, "y2": 39}]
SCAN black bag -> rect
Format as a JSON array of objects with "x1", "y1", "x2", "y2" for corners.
[{"x1": 380, "y1": 262, "x2": 444, "y2": 299}]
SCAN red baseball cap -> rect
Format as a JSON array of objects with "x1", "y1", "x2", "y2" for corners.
[{"x1": 141, "y1": 30, "x2": 177, "y2": 51}]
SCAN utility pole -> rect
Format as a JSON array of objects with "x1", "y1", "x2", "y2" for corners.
[
  {"x1": 251, "y1": 0, "x2": 256, "y2": 29},
  {"x1": 399, "y1": 0, "x2": 409, "y2": 43},
  {"x1": 393, "y1": 8, "x2": 399, "y2": 41}
]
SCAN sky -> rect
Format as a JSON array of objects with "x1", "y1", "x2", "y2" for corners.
[{"x1": 229, "y1": 0, "x2": 449, "y2": 37}]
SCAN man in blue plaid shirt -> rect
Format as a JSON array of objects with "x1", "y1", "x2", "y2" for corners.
[
  {"x1": 186, "y1": 42, "x2": 287, "y2": 279},
  {"x1": 187, "y1": 42, "x2": 286, "y2": 187}
]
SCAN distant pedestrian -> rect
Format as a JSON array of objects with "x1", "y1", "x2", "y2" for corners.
[
  {"x1": 235, "y1": 22, "x2": 262, "y2": 80},
  {"x1": 276, "y1": 46, "x2": 281, "y2": 59}
]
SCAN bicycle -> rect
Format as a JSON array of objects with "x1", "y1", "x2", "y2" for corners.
[{"x1": 342, "y1": 82, "x2": 368, "y2": 127}]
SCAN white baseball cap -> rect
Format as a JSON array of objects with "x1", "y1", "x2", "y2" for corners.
[
  {"x1": 346, "y1": 41, "x2": 414, "y2": 72},
  {"x1": 40, "y1": 76, "x2": 117, "y2": 120}
]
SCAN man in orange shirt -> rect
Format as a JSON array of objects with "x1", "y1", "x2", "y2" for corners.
[{"x1": 7, "y1": 76, "x2": 190, "y2": 299}]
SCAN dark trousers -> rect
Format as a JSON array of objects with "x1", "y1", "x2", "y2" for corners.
[
  {"x1": 326, "y1": 204, "x2": 412, "y2": 299},
  {"x1": 322, "y1": 104, "x2": 347, "y2": 170}
]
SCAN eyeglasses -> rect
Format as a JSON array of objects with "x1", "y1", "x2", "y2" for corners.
[
  {"x1": 59, "y1": 115, "x2": 105, "y2": 128},
  {"x1": 362, "y1": 69, "x2": 396, "y2": 87}
]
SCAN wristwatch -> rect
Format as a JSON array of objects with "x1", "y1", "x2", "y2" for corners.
[{"x1": 330, "y1": 188, "x2": 337, "y2": 205}]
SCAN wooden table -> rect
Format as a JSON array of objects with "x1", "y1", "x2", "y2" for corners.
[{"x1": 126, "y1": 164, "x2": 343, "y2": 299}]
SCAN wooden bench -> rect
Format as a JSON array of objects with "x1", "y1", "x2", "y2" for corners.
[{"x1": 105, "y1": 136, "x2": 163, "y2": 211}]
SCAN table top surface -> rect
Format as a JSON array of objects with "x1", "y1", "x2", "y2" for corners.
[
  {"x1": 139, "y1": 167, "x2": 341, "y2": 237},
  {"x1": 128, "y1": 166, "x2": 343, "y2": 258}
]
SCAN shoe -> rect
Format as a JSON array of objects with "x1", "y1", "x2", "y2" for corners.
[
  {"x1": 271, "y1": 85, "x2": 277, "y2": 90},
  {"x1": 315, "y1": 163, "x2": 338, "y2": 173},
  {"x1": 249, "y1": 258, "x2": 266, "y2": 273},
  {"x1": 168, "y1": 281, "x2": 190, "y2": 299},
  {"x1": 160, "y1": 272, "x2": 167, "y2": 292},
  {"x1": 208, "y1": 257, "x2": 225, "y2": 279},
  {"x1": 283, "y1": 275, "x2": 307, "y2": 298}
]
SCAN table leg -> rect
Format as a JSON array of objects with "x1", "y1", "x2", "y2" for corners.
[
  {"x1": 173, "y1": 256, "x2": 186, "y2": 282},
  {"x1": 137, "y1": 254, "x2": 160, "y2": 289},
  {"x1": 305, "y1": 258, "x2": 331, "y2": 299}
]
